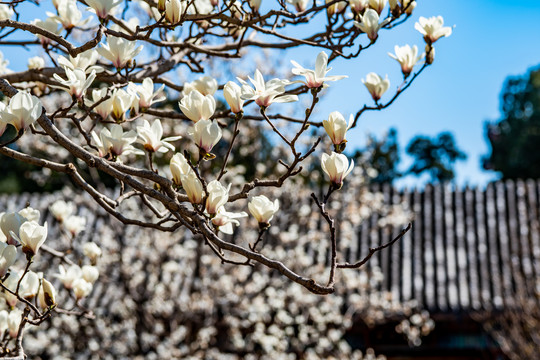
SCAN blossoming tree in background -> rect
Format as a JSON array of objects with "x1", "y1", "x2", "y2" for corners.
[{"x1": 0, "y1": 0, "x2": 450, "y2": 357}]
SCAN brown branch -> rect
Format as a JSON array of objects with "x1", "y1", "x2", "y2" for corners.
[{"x1": 337, "y1": 223, "x2": 412, "y2": 269}]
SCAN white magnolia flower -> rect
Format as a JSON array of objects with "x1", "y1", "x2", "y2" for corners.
[
  {"x1": 286, "y1": 0, "x2": 309, "y2": 12},
  {"x1": 82, "y1": 265, "x2": 100, "y2": 284},
  {"x1": 248, "y1": 195, "x2": 279, "y2": 225},
  {"x1": 18, "y1": 207, "x2": 40, "y2": 222},
  {"x1": 388, "y1": 44, "x2": 423, "y2": 76},
  {"x1": 415, "y1": 16, "x2": 452, "y2": 44},
  {"x1": 223, "y1": 81, "x2": 244, "y2": 114},
  {"x1": 72, "y1": 278, "x2": 93, "y2": 299},
  {"x1": 238, "y1": 69, "x2": 297, "y2": 108},
  {"x1": 56, "y1": 264, "x2": 82, "y2": 289},
  {"x1": 57, "y1": 50, "x2": 102, "y2": 74},
  {"x1": 190, "y1": 0, "x2": 214, "y2": 14},
  {"x1": 321, "y1": 152, "x2": 354, "y2": 187},
  {"x1": 402, "y1": 0, "x2": 416, "y2": 15},
  {"x1": 91, "y1": 124, "x2": 142, "y2": 159},
  {"x1": 127, "y1": 78, "x2": 165, "y2": 112},
  {"x1": 87, "y1": 88, "x2": 113, "y2": 120},
  {"x1": 3, "y1": 273, "x2": 19, "y2": 307},
  {"x1": 362, "y1": 72, "x2": 390, "y2": 101},
  {"x1": 0, "y1": 4, "x2": 14, "y2": 20},
  {"x1": 19, "y1": 271, "x2": 39, "y2": 299},
  {"x1": 0, "y1": 51, "x2": 8, "y2": 75},
  {"x1": 205, "y1": 180, "x2": 230, "y2": 215},
  {"x1": 180, "y1": 172, "x2": 204, "y2": 204},
  {"x1": 0, "y1": 91, "x2": 42, "y2": 132},
  {"x1": 137, "y1": 119, "x2": 181, "y2": 153},
  {"x1": 179, "y1": 90, "x2": 216, "y2": 122},
  {"x1": 248, "y1": 0, "x2": 261, "y2": 11},
  {"x1": 212, "y1": 207, "x2": 247, "y2": 234},
  {"x1": 182, "y1": 76, "x2": 218, "y2": 96},
  {"x1": 64, "y1": 215, "x2": 86, "y2": 237},
  {"x1": 98, "y1": 36, "x2": 143, "y2": 69},
  {"x1": 189, "y1": 119, "x2": 222, "y2": 154},
  {"x1": 323, "y1": 111, "x2": 353, "y2": 146},
  {"x1": 32, "y1": 18, "x2": 62, "y2": 45},
  {"x1": 291, "y1": 51, "x2": 347, "y2": 89},
  {"x1": 83, "y1": 242, "x2": 102, "y2": 263},
  {"x1": 165, "y1": 0, "x2": 185, "y2": 24},
  {"x1": 47, "y1": 0, "x2": 90, "y2": 30},
  {"x1": 354, "y1": 8, "x2": 390, "y2": 41},
  {"x1": 0, "y1": 103, "x2": 6, "y2": 137},
  {"x1": 38, "y1": 278, "x2": 56, "y2": 308},
  {"x1": 0, "y1": 242, "x2": 17, "y2": 277},
  {"x1": 170, "y1": 153, "x2": 193, "y2": 186},
  {"x1": 110, "y1": 88, "x2": 136, "y2": 122},
  {"x1": 349, "y1": 0, "x2": 368, "y2": 14},
  {"x1": 0, "y1": 311, "x2": 7, "y2": 337},
  {"x1": 326, "y1": 0, "x2": 346, "y2": 15},
  {"x1": 368, "y1": 0, "x2": 387, "y2": 14},
  {"x1": 108, "y1": 16, "x2": 139, "y2": 34},
  {"x1": 51, "y1": 67, "x2": 97, "y2": 100},
  {"x1": 0, "y1": 212, "x2": 26, "y2": 244},
  {"x1": 27, "y1": 56, "x2": 45, "y2": 70},
  {"x1": 7, "y1": 309, "x2": 22, "y2": 338},
  {"x1": 86, "y1": 0, "x2": 122, "y2": 19},
  {"x1": 10, "y1": 220, "x2": 47, "y2": 256}
]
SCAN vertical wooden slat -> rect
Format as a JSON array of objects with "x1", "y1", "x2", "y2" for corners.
[
  {"x1": 495, "y1": 181, "x2": 514, "y2": 307},
  {"x1": 473, "y1": 186, "x2": 491, "y2": 309},
  {"x1": 443, "y1": 184, "x2": 459, "y2": 310},
  {"x1": 412, "y1": 187, "x2": 425, "y2": 307},
  {"x1": 526, "y1": 180, "x2": 540, "y2": 284},
  {"x1": 433, "y1": 184, "x2": 447, "y2": 311},
  {"x1": 423, "y1": 184, "x2": 436, "y2": 310},
  {"x1": 401, "y1": 188, "x2": 413, "y2": 303},
  {"x1": 484, "y1": 183, "x2": 502, "y2": 306},
  {"x1": 454, "y1": 185, "x2": 470, "y2": 308}
]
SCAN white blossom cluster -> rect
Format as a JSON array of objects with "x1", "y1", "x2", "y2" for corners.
[
  {"x1": 0, "y1": 0, "x2": 452, "y2": 356},
  {"x1": 0, "y1": 181, "x2": 427, "y2": 358}
]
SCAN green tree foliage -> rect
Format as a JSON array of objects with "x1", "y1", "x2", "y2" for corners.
[
  {"x1": 483, "y1": 67, "x2": 540, "y2": 179},
  {"x1": 406, "y1": 132, "x2": 466, "y2": 183},
  {"x1": 353, "y1": 128, "x2": 401, "y2": 184}
]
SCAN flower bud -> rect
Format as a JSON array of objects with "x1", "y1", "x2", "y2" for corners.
[
  {"x1": 49, "y1": 200, "x2": 75, "y2": 223},
  {"x1": 7, "y1": 309, "x2": 22, "y2": 338},
  {"x1": 362, "y1": 72, "x2": 390, "y2": 102},
  {"x1": 40, "y1": 278, "x2": 56, "y2": 308},
  {"x1": 248, "y1": 195, "x2": 279, "y2": 228},
  {"x1": 223, "y1": 81, "x2": 244, "y2": 114},
  {"x1": 205, "y1": 180, "x2": 230, "y2": 215},
  {"x1": 323, "y1": 111, "x2": 353, "y2": 150},
  {"x1": 181, "y1": 172, "x2": 204, "y2": 204},
  {"x1": 170, "y1": 153, "x2": 193, "y2": 186},
  {"x1": 321, "y1": 152, "x2": 355, "y2": 188},
  {"x1": 83, "y1": 242, "x2": 102, "y2": 264},
  {"x1": 72, "y1": 278, "x2": 93, "y2": 300},
  {"x1": 189, "y1": 119, "x2": 222, "y2": 156},
  {"x1": 82, "y1": 265, "x2": 100, "y2": 284}
]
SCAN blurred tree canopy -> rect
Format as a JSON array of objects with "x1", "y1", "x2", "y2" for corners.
[
  {"x1": 405, "y1": 132, "x2": 466, "y2": 183},
  {"x1": 483, "y1": 67, "x2": 540, "y2": 179}
]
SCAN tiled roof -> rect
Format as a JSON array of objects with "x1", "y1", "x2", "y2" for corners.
[
  {"x1": 362, "y1": 180, "x2": 540, "y2": 312},
  {"x1": 1, "y1": 179, "x2": 538, "y2": 313}
]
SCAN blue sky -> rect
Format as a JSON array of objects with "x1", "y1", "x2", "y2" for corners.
[
  {"x1": 3, "y1": 1, "x2": 540, "y2": 188},
  {"x1": 318, "y1": 0, "x2": 540, "y2": 187}
]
